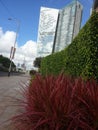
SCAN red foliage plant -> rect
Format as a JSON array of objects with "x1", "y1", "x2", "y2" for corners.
[{"x1": 12, "y1": 74, "x2": 98, "y2": 130}]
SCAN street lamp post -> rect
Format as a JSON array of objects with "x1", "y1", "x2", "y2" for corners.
[{"x1": 8, "y1": 18, "x2": 20, "y2": 77}]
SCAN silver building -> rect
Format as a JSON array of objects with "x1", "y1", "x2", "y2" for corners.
[
  {"x1": 53, "y1": 0, "x2": 83, "y2": 52},
  {"x1": 37, "y1": 7, "x2": 59, "y2": 57},
  {"x1": 37, "y1": 0, "x2": 83, "y2": 56}
]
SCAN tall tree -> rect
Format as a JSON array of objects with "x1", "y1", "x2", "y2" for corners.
[{"x1": 33, "y1": 57, "x2": 42, "y2": 68}]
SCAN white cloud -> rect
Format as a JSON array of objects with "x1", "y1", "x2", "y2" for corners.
[
  {"x1": 0, "y1": 27, "x2": 37, "y2": 70},
  {"x1": 0, "y1": 27, "x2": 16, "y2": 53}
]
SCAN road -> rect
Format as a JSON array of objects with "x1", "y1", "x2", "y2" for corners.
[
  {"x1": 0, "y1": 74, "x2": 30, "y2": 130},
  {"x1": 0, "y1": 71, "x2": 25, "y2": 77}
]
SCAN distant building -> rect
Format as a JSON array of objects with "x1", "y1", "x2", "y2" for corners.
[
  {"x1": 37, "y1": 0, "x2": 83, "y2": 56},
  {"x1": 37, "y1": 7, "x2": 59, "y2": 57},
  {"x1": 16, "y1": 58, "x2": 26, "y2": 72},
  {"x1": 91, "y1": 0, "x2": 98, "y2": 14},
  {"x1": 90, "y1": 8, "x2": 93, "y2": 15},
  {"x1": 53, "y1": 0, "x2": 83, "y2": 52},
  {"x1": 93, "y1": 0, "x2": 98, "y2": 12}
]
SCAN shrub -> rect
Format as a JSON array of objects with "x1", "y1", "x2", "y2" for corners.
[
  {"x1": 29, "y1": 69, "x2": 37, "y2": 76},
  {"x1": 12, "y1": 74, "x2": 98, "y2": 130}
]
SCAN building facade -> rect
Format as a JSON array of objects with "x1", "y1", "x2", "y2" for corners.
[
  {"x1": 53, "y1": 0, "x2": 83, "y2": 52},
  {"x1": 37, "y1": 7, "x2": 59, "y2": 57},
  {"x1": 93, "y1": 0, "x2": 98, "y2": 12},
  {"x1": 37, "y1": 0, "x2": 83, "y2": 56}
]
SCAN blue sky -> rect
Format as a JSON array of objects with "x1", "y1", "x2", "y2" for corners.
[
  {"x1": 0, "y1": 0, "x2": 93, "y2": 69},
  {"x1": 0, "y1": 0, "x2": 93, "y2": 46}
]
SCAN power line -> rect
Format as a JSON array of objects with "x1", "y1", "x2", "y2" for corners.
[{"x1": 0, "y1": 0, "x2": 16, "y2": 18}]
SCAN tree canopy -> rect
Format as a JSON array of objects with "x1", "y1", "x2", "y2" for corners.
[
  {"x1": 33, "y1": 57, "x2": 42, "y2": 68},
  {"x1": 0, "y1": 55, "x2": 16, "y2": 71}
]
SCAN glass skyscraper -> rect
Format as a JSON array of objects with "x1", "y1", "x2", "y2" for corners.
[
  {"x1": 37, "y1": 7, "x2": 59, "y2": 57},
  {"x1": 54, "y1": 1, "x2": 83, "y2": 52},
  {"x1": 37, "y1": 1, "x2": 83, "y2": 56}
]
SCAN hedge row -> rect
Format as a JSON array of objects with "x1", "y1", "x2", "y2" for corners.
[{"x1": 40, "y1": 11, "x2": 98, "y2": 80}]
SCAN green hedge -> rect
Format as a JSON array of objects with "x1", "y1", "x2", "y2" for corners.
[
  {"x1": 40, "y1": 11, "x2": 98, "y2": 80},
  {"x1": 41, "y1": 50, "x2": 66, "y2": 75}
]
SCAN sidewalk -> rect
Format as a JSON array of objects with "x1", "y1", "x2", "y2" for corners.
[{"x1": 0, "y1": 74, "x2": 30, "y2": 130}]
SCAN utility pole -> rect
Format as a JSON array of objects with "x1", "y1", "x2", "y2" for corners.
[{"x1": 8, "y1": 18, "x2": 20, "y2": 77}]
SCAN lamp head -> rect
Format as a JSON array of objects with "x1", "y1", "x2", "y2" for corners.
[{"x1": 8, "y1": 18, "x2": 12, "y2": 21}]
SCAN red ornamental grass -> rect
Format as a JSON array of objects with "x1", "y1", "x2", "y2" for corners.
[
  {"x1": 70, "y1": 78, "x2": 98, "y2": 130},
  {"x1": 12, "y1": 74, "x2": 98, "y2": 130},
  {"x1": 78, "y1": 79, "x2": 98, "y2": 129}
]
